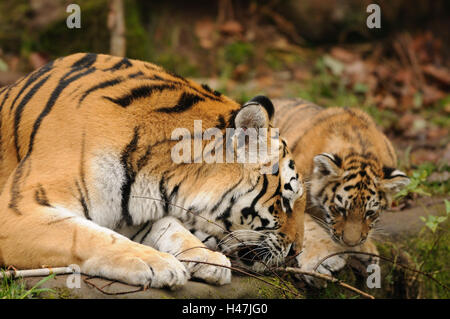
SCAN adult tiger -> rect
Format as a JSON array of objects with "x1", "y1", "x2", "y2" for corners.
[
  {"x1": 273, "y1": 98, "x2": 409, "y2": 286},
  {"x1": 0, "y1": 53, "x2": 304, "y2": 288}
]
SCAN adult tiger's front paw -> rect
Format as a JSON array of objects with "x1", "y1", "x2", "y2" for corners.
[
  {"x1": 178, "y1": 248, "x2": 231, "y2": 285},
  {"x1": 82, "y1": 246, "x2": 189, "y2": 289}
]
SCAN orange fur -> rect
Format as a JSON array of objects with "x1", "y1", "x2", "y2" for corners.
[
  {"x1": 273, "y1": 98, "x2": 409, "y2": 286},
  {"x1": 0, "y1": 54, "x2": 305, "y2": 287}
]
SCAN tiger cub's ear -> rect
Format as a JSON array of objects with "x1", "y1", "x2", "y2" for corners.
[
  {"x1": 234, "y1": 95, "x2": 274, "y2": 129},
  {"x1": 313, "y1": 153, "x2": 343, "y2": 179},
  {"x1": 380, "y1": 166, "x2": 410, "y2": 194}
]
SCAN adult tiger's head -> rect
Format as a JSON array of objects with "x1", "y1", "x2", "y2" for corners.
[
  {"x1": 309, "y1": 152, "x2": 409, "y2": 247},
  {"x1": 177, "y1": 96, "x2": 305, "y2": 270}
]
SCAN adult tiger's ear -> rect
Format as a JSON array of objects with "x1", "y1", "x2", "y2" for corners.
[
  {"x1": 380, "y1": 166, "x2": 410, "y2": 193},
  {"x1": 313, "y1": 153, "x2": 343, "y2": 179},
  {"x1": 234, "y1": 95, "x2": 274, "y2": 129}
]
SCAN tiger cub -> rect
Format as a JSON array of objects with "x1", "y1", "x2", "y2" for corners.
[
  {"x1": 0, "y1": 53, "x2": 305, "y2": 288},
  {"x1": 274, "y1": 98, "x2": 409, "y2": 286}
]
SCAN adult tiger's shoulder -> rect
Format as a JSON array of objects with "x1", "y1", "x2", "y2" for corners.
[
  {"x1": 0, "y1": 53, "x2": 304, "y2": 288},
  {"x1": 273, "y1": 98, "x2": 409, "y2": 286}
]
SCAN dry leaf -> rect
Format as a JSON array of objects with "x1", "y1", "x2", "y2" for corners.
[
  {"x1": 219, "y1": 20, "x2": 243, "y2": 35},
  {"x1": 195, "y1": 18, "x2": 216, "y2": 49}
]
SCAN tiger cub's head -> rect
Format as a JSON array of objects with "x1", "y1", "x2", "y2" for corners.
[{"x1": 309, "y1": 152, "x2": 409, "y2": 247}]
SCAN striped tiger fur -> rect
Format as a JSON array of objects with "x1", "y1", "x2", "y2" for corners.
[
  {"x1": 0, "y1": 53, "x2": 305, "y2": 288},
  {"x1": 273, "y1": 98, "x2": 410, "y2": 287}
]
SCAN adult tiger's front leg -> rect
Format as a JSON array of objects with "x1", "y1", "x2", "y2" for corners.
[
  {"x1": 0, "y1": 181, "x2": 189, "y2": 288},
  {"x1": 140, "y1": 217, "x2": 231, "y2": 285}
]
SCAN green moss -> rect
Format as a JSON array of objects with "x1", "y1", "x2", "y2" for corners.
[
  {"x1": 44, "y1": 287, "x2": 79, "y2": 299},
  {"x1": 254, "y1": 276, "x2": 302, "y2": 299}
]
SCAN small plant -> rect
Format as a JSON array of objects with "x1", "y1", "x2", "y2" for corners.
[
  {"x1": 0, "y1": 272, "x2": 55, "y2": 299},
  {"x1": 420, "y1": 200, "x2": 449, "y2": 233},
  {"x1": 394, "y1": 163, "x2": 433, "y2": 200}
]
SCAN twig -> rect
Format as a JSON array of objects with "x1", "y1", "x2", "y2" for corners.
[
  {"x1": 179, "y1": 259, "x2": 302, "y2": 298},
  {"x1": 0, "y1": 267, "x2": 74, "y2": 279},
  {"x1": 132, "y1": 195, "x2": 295, "y2": 295},
  {"x1": 313, "y1": 251, "x2": 450, "y2": 291},
  {"x1": 274, "y1": 267, "x2": 375, "y2": 299},
  {"x1": 83, "y1": 277, "x2": 143, "y2": 295}
]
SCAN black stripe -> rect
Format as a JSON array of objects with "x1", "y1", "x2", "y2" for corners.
[
  {"x1": 75, "y1": 181, "x2": 91, "y2": 219},
  {"x1": 201, "y1": 84, "x2": 213, "y2": 93},
  {"x1": 127, "y1": 71, "x2": 144, "y2": 78},
  {"x1": 104, "y1": 57, "x2": 132, "y2": 72},
  {"x1": 156, "y1": 92, "x2": 204, "y2": 113},
  {"x1": 216, "y1": 115, "x2": 226, "y2": 129},
  {"x1": 159, "y1": 175, "x2": 169, "y2": 214},
  {"x1": 8, "y1": 158, "x2": 30, "y2": 215},
  {"x1": 8, "y1": 61, "x2": 54, "y2": 112},
  {"x1": 211, "y1": 176, "x2": 243, "y2": 213},
  {"x1": 344, "y1": 108, "x2": 369, "y2": 129},
  {"x1": 27, "y1": 66, "x2": 96, "y2": 157},
  {"x1": 270, "y1": 178, "x2": 281, "y2": 199},
  {"x1": 344, "y1": 173, "x2": 358, "y2": 181},
  {"x1": 14, "y1": 75, "x2": 51, "y2": 162},
  {"x1": 140, "y1": 223, "x2": 153, "y2": 244},
  {"x1": 72, "y1": 53, "x2": 97, "y2": 69},
  {"x1": 0, "y1": 86, "x2": 12, "y2": 111},
  {"x1": 241, "y1": 175, "x2": 268, "y2": 220},
  {"x1": 34, "y1": 184, "x2": 52, "y2": 207},
  {"x1": 79, "y1": 132, "x2": 91, "y2": 216},
  {"x1": 201, "y1": 235, "x2": 214, "y2": 243},
  {"x1": 130, "y1": 221, "x2": 150, "y2": 241},
  {"x1": 137, "y1": 145, "x2": 151, "y2": 170},
  {"x1": 120, "y1": 127, "x2": 140, "y2": 225},
  {"x1": 104, "y1": 84, "x2": 176, "y2": 107},
  {"x1": 282, "y1": 197, "x2": 292, "y2": 213},
  {"x1": 78, "y1": 77, "x2": 124, "y2": 107},
  {"x1": 9, "y1": 55, "x2": 97, "y2": 213}
]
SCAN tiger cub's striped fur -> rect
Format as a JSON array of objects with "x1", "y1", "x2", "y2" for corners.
[
  {"x1": 274, "y1": 98, "x2": 409, "y2": 286},
  {"x1": 0, "y1": 53, "x2": 305, "y2": 288}
]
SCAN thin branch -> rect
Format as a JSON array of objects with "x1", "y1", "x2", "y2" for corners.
[
  {"x1": 274, "y1": 267, "x2": 375, "y2": 299},
  {"x1": 0, "y1": 267, "x2": 74, "y2": 279},
  {"x1": 313, "y1": 251, "x2": 450, "y2": 291},
  {"x1": 132, "y1": 195, "x2": 295, "y2": 294},
  {"x1": 83, "y1": 277, "x2": 143, "y2": 295},
  {"x1": 178, "y1": 259, "x2": 302, "y2": 298}
]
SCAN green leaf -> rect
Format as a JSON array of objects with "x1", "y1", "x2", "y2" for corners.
[{"x1": 19, "y1": 274, "x2": 55, "y2": 299}]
